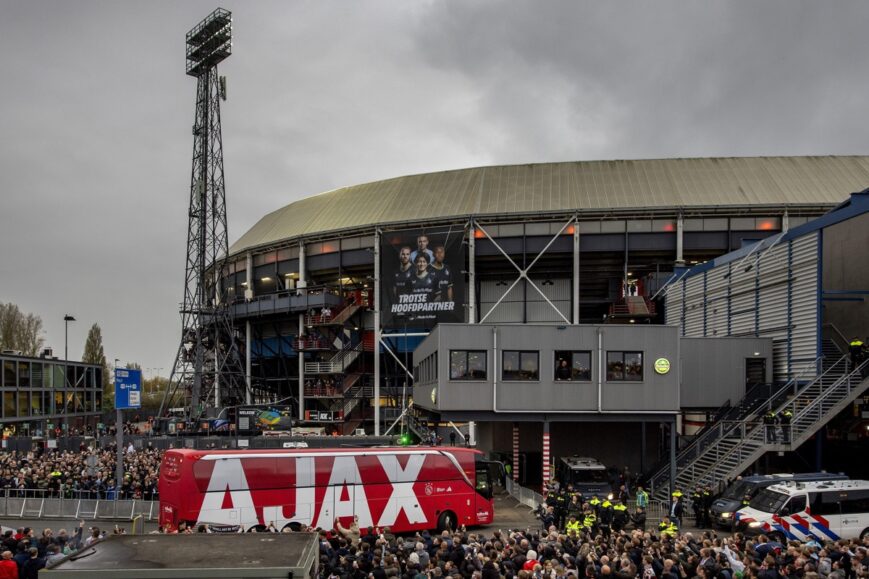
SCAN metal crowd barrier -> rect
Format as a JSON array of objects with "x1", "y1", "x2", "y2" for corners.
[
  {"x1": 0, "y1": 489, "x2": 157, "y2": 522},
  {"x1": 504, "y1": 478, "x2": 546, "y2": 510}
]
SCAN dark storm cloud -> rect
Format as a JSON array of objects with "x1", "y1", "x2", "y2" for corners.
[{"x1": 1, "y1": 0, "x2": 868, "y2": 370}]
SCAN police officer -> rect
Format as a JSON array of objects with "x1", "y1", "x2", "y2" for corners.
[
  {"x1": 566, "y1": 493, "x2": 583, "y2": 522},
  {"x1": 658, "y1": 515, "x2": 678, "y2": 537},
  {"x1": 554, "y1": 488, "x2": 569, "y2": 530},
  {"x1": 582, "y1": 506, "x2": 597, "y2": 534},
  {"x1": 599, "y1": 496, "x2": 614, "y2": 537},
  {"x1": 701, "y1": 485, "x2": 714, "y2": 528},
  {"x1": 566, "y1": 515, "x2": 582, "y2": 535},
  {"x1": 763, "y1": 410, "x2": 778, "y2": 443},
  {"x1": 691, "y1": 487, "x2": 703, "y2": 526},
  {"x1": 589, "y1": 494, "x2": 602, "y2": 515},
  {"x1": 612, "y1": 500, "x2": 629, "y2": 532},
  {"x1": 850, "y1": 336, "x2": 865, "y2": 369},
  {"x1": 779, "y1": 408, "x2": 793, "y2": 443}
]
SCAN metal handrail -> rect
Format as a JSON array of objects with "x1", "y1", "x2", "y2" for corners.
[
  {"x1": 648, "y1": 355, "x2": 824, "y2": 492},
  {"x1": 686, "y1": 357, "x2": 864, "y2": 488}
]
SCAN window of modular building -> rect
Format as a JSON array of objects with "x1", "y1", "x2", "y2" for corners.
[
  {"x1": 502, "y1": 351, "x2": 539, "y2": 381},
  {"x1": 450, "y1": 351, "x2": 487, "y2": 381},
  {"x1": 606, "y1": 351, "x2": 643, "y2": 382},
  {"x1": 554, "y1": 351, "x2": 592, "y2": 381},
  {"x1": 3, "y1": 360, "x2": 14, "y2": 387}
]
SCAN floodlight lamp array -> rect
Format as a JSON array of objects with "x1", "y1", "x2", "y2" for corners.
[{"x1": 186, "y1": 7, "x2": 232, "y2": 77}]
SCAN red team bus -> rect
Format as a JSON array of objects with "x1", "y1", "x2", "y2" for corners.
[{"x1": 158, "y1": 446, "x2": 497, "y2": 533}]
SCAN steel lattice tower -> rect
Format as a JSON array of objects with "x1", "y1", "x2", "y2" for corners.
[{"x1": 160, "y1": 8, "x2": 247, "y2": 422}]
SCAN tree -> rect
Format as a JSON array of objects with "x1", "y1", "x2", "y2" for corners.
[
  {"x1": 0, "y1": 302, "x2": 44, "y2": 356},
  {"x1": 82, "y1": 323, "x2": 109, "y2": 380}
]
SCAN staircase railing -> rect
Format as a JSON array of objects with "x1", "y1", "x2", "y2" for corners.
[
  {"x1": 304, "y1": 342, "x2": 364, "y2": 374},
  {"x1": 674, "y1": 356, "x2": 864, "y2": 491},
  {"x1": 648, "y1": 355, "x2": 823, "y2": 495}
]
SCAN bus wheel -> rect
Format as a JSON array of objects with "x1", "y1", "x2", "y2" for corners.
[
  {"x1": 247, "y1": 525, "x2": 268, "y2": 533},
  {"x1": 437, "y1": 511, "x2": 456, "y2": 533},
  {"x1": 283, "y1": 522, "x2": 302, "y2": 533},
  {"x1": 860, "y1": 528, "x2": 869, "y2": 541}
]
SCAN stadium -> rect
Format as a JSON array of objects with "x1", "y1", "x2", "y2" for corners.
[{"x1": 221, "y1": 155, "x2": 869, "y2": 486}]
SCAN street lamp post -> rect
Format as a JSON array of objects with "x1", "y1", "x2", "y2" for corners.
[{"x1": 63, "y1": 315, "x2": 75, "y2": 387}]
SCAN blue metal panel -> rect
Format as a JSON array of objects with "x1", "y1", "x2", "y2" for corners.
[
  {"x1": 252, "y1": 336, "x2": 298, "y2": 359},
  {"x1": 817, "y1": 229, "x2": 823, "y2": 362},
  {"x1": 726, "y1": 263, "x2": 732, "y2": 335},
  {"x1": 702, "y1": 272, "x2": 708, "y2": 337},
  {"x1": 787, "y1": 240, "x2": 793, "y2": 376},
  {"x1": 755, "y1": 259, "x2": 761, "y2": 337}
]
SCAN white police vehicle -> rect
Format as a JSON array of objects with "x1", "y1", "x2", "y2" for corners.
[{"x1": 735, "y1": 479, "x2": 869, "y2": 541}]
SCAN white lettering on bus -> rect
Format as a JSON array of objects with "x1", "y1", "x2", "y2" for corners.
[
  {"x1": 314, "y1": 456, "x2": 373, "y2": 529},
  {"x1": 376, "y1": 454, "x2": 427, "y2": 526},
  {"x1": 262, "y1": 456, "x2": 315, "y2": 529},
  {"x1": 199, "y1": 458, "x2": 258, "y2": 527}
]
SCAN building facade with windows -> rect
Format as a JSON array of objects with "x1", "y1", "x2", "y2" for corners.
[
  {"x1": 221, "y1": 156, "x2": 868, "y2": 439},
  {"x1": 0, "y1": 352, "x2": 103, "y2": 437},
  {"x1": 411, "y1": 324, "x2": 771, "y2": 486}
]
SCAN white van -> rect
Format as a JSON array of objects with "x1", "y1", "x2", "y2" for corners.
[{"x1": 735, "y1": 479, "x2": 869, "y2": 542}]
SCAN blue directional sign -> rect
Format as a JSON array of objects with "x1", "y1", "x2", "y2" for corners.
[{"x1": 114, "y1": 368, "x2": 142, "y2": 410}]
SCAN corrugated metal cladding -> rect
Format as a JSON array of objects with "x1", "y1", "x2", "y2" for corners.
[
  {"x1": 666, "y1": 232, "x2": 819, "y2": 381},
  {"x1": 480, "y1": 279, "x2": 570, "y2": 323},
  {"x1": 229, "y1": 156, "x2": 869, "y2": 255}
]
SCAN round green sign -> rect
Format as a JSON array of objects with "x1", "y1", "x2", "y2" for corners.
[{"x1": 654, "y1": 358, "x2": 671, "y2": 375}]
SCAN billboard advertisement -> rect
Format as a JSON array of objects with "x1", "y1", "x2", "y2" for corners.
[{"x1": 381, "y1": 227, "x2": 465, "y2": 328}]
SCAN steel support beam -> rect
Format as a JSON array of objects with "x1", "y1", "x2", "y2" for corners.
[{"x1": 374, "y1": 230, "x2": 381, "y2": 436}]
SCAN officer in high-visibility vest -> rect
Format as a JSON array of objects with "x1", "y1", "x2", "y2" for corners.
[
  {"x1": 779, "y1": 408, "x2": 793, "y2": 443},
  {"x1": 763, "y1": 410, "x2": 778, "y2": 443},
  {"x1": 599, "y1": 496, "x2": 614, "y2": 536},
  {"x1": 658, "y1": 515, "x2": 678, "y2": 537},
  {"x1": 566, "y1": 516, "x2": 582, "y2": 535},
  {"x1": 612, "y1": 500, "x2": 629, "y2": 531},
  {"x1": 635, "y1": 486, "x2": 649, "y2": 509},
  {"x1": 589, "y1": 494, "x2": 602, "y2": 514},
  {"x1": 850, "y1": 337, "x2": 865, "y2": 369},
  {"x1": 582, "y1": 508, "x2": 597, "y2": 532}
]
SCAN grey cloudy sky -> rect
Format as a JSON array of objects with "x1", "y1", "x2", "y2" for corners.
[{"x1": 2, "y1": 0, "x2": 868, "y2": 373}]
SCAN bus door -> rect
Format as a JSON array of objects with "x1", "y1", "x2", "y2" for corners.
[{"x1": 474, "y1": 460, "x2": 497, "y2": 523}]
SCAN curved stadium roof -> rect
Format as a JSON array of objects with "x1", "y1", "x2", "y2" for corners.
[{"x1": 230, "y1": 155, "x2": 869, "y2": 255}]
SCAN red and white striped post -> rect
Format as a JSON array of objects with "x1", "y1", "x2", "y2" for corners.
[
  {"x1": 512, "y1": 423, "x2": 520, "y2": 482},
  {"x1": 542, "y1": 421, "x2": 551, "y2": 485}
]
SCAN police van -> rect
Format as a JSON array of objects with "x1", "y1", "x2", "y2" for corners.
[
  {"x1": 555, "y1": 456, "x2": 612, "y2": 498},
  {"x1": 735, "y1": 479, "x2": 869, "y2": 541},
  {"x1": 711, "y1": 472, "x2": 848, "y2": 528}
]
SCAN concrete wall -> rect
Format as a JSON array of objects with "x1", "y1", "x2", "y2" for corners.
[
  {"x1": 413, "y1": 324, "x2": 680, "y2": 414},
  {"x1": 680, "y1": 338, "x2": 774, "y2": 408},
  {"x1": 823, "y1": 211, "x2": 869, "y2": 342}
]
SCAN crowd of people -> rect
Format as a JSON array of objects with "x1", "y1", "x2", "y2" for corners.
[
  {"x1": 316, "y1": 517, "x2": 869, "y2": 579},
  {"x1": 0, "y1": 446, "x2": 162, "y2": 500}
]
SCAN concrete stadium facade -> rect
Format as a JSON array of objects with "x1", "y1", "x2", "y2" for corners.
[{"x1": 220, "y1": 156, "x2": 869, "y2": 450}]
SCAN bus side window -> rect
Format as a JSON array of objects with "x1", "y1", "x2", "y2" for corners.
[{"x1": 782, "y1": 495, "x2": 806, "y2": 516}]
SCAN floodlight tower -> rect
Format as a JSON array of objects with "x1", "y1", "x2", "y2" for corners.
[{"x1": 161, "y1": 8, "x2": 247, "y2": 422}]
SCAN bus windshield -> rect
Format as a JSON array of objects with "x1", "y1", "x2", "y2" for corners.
[
  {"x1": 750, "y1": 488, "x2": 789, "y2": 514},
  {"x1": 569, "y1": 469, "x2": 609, "y2": 484}
]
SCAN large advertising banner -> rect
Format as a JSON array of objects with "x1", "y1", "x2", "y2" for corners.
[{"x1": 381, "y1": 227, "x2": 465, "y2": 328}]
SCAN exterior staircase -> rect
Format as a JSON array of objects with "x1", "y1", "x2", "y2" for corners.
[
  {"x1": 649, "y1": 354, "x2": 868, "y2": 500},
  {"x1": 330, "y1": 303, "x2": 360, "y2": 325},
  {"x1": 304, "y1": 342, "x2": 364, "y2": 374}
]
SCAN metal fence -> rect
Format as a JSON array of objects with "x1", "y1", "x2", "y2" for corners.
[
  {"x1": 504, "y1": 478, "x2": 545, "y2": 510},
  {"x1": 0, "y1": 489, "x2": 157, "y2": 521},
  {"x1": 503, "y1": 480, "x2": 670, "y2": 527}
]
